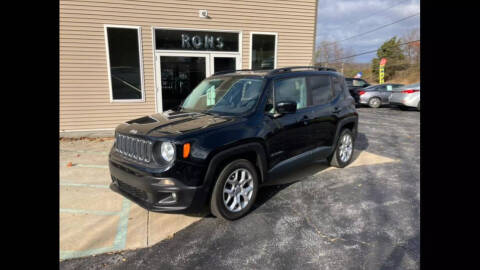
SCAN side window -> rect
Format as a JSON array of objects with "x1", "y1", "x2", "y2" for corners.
[
  {"x1": 331, "y1": 76, "x2": 343, "y2": 97},
  {"x1": 352, "y1": 79, "x2": 365, "y2": 87},
  {"x1": 274, "y1": 77, "x2": 308, "y2": 109},
  {"x1": 307, "y1": 75, "x2": 332, "y2": 106},
  {"x1": 386, "y1": 85, "x2": 393, "y2": 91}
]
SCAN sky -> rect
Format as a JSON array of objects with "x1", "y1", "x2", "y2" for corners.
[{"x1": 315, "y1": 0, "x2": 420, "y2": 63}]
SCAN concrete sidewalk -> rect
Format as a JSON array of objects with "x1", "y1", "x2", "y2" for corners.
[{"x1": 59, "y1": 138, "x2": 201, "y2": 260}]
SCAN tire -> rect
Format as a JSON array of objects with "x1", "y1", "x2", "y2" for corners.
[
  {"x1": 417, "y1": 102, "x2": 420, "y2": 111},
  {"x1": 399, "y1": 105, "x2": 408, "y2": 111},
  {"x1": 210, "y1": 159, "x2": 259, "y2": 220},
  {"x1": 327, "y1": 129, "x2": 355, "y2": 168},
  {"x1": 368, "y1": 97, "x2": 381, "y2": 108}
]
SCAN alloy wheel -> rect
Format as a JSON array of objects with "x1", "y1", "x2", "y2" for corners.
[
  {"x1": 338, "y1": 133, "x2": 353, "y2": 163},
  {"x1": 222, "y1": 168, "x2": 254, "y2": 212}
]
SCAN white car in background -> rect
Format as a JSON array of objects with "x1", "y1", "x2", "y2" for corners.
[{"x1": 389, "y1": 83, "x2": 420, "y2": 111}]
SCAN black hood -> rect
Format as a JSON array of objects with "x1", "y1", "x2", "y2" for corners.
[{"x1": 115, "y1": 110, "x2": 236, "y2": 137}]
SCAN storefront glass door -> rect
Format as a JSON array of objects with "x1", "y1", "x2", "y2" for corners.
[
  {"x1": 156, "y1": 53, "x2": 210, "y2": 112},
  {"x1": 155, "y1": 53, "x2": 240, "y2": 112}
]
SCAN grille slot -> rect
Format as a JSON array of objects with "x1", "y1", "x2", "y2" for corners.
[
  {"x1": 115, "y1": 133, "x2": 153, "y2": 163},
  {"x1": 114, "y1": 177, "x2": 148, "y2": 201}
]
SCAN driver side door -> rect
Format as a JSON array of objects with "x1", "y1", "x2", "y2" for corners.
[{"x1": 265, "y1": 76, "x2": 314, "y2": 171}]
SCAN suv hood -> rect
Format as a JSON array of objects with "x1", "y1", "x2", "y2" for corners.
[{"x1": 116, "y1": 110, "x2": 236, "y2": 137}]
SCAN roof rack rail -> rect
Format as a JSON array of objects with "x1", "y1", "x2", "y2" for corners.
[
  {"x1": 212, "y1": 69, "x2": 266, "y2": 76},
  {"x1": 267, "y1": 66, "x2": 336, "y2": 75}
]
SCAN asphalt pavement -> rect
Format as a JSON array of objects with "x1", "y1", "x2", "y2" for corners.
[{"x1": 60, "y1": 106, "x2": 420, "y2": 270}]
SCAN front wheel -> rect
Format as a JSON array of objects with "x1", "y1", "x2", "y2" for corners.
[
  {"x1": 328, "y1": 129, "x2": 355, "y2": 168},
  {"x1": 210, "y1": 159, "x2": 259, "y2": 220}
]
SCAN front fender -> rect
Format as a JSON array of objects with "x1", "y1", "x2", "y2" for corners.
[{"x1": 202, "y1": 142, "x2": 268, "y2": 193}]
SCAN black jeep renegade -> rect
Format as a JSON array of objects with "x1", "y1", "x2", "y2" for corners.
[{"x1": 109, "y1": 66, "x2": 358, "y2": 220}]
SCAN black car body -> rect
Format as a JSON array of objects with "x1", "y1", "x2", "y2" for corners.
[
  {"x1": 109, "y1": 66, "x2": 359, "y2": 220},
  {"x1": 345, "y1": 78, "x2": 370, "y2": 104}
]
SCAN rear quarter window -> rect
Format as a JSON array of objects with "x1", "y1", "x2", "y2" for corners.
[{"x1": 331, "y1": 76, "x2": 344, "y2": 97}]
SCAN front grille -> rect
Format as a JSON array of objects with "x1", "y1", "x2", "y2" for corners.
[
  {"x1": 115, "y1": 133, "x2": 153, "y2": 163},
  {"x1": 114, "y1": 177, "x2": 148, "y2": 201}
]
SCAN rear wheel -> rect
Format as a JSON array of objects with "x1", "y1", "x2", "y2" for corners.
[
  {"x1": 368, "y1": 97, "x2": 381, "y2": 108},
  {"x1": 327, "y1": 129, "x2": 355, "y2": 168},
  {"x1": 210, "y1": 159, "x2": 259, "y2": 220}
]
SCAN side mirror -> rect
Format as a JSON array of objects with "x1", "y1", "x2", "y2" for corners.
[{"x1": 276, "y1": 101, "x2": 297, "y2": 114}]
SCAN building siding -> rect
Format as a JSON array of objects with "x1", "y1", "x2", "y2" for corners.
[{"x1": 60, "y1": 0, "x2": 317, "y2": 131}]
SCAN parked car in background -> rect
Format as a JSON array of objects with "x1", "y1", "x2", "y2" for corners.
[
  {"x1": 345, "y1": 78, "x2": 370, "y2": 104},
  {"x1": 389, "y1": 83, "x2": 421, "y2": 111},
  {"x1": 358, "y1": 83, "x2": 404, "y2": 108}
]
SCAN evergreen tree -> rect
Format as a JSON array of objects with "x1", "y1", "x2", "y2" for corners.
[{"x1": 371, "y1": 37, "x2": 408, "y2": 82}]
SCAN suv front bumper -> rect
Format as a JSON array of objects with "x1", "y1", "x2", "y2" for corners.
[{"x1": 109, "y1": 157, "x2": 209, "y2": 213}]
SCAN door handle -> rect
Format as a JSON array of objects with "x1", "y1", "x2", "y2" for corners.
[{"x1": 302, "y1": 115, "x2": 309, "y2": 125}]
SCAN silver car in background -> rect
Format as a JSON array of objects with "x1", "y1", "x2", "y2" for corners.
[
  {"x1": 389, "y1": 83, "x2": 420, "y2": 111},
  {"x1": 358, "y1": 83, "x2": 404, "y2": 108}
]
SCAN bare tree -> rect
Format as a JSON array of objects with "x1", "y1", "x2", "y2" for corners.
[
  {"x1": 401, "y1": 28, "x2": 420, "y2": 64},
  {"x1": 314, "y1": 41, "x2": 355, "y2": 73}
]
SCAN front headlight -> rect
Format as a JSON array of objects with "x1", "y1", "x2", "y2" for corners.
[{"x1": 160, "y1": 141, "x2": 176, "y2": 162}]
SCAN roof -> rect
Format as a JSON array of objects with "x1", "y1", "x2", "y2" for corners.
[{"x1": 211, "y1": 66, "x2": 338, "y2": 78}]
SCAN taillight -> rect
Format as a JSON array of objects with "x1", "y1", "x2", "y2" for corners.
[
  {"x1": 359, "y1": 91, "x2": 366, "y2": 96},
  {"x1": 401, "y1": 89, "x2": 419, "y2": 94}
]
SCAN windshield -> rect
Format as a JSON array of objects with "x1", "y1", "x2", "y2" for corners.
[{"x1": 181, "y1": 76, "x2": 265, "y2": 115}]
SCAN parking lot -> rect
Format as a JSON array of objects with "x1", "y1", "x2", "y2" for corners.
[{"x1": 60, "y1": 106, "x2": 420, "y2": 269}]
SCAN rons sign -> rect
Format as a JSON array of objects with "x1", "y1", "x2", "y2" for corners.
[{"x1": 155, "y1": 29, "x2": 239, "y2": 52}]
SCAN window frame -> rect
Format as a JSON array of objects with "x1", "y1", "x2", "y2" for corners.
[
  {"x1": 249, "y1": 32, "x2": 278, "y2": 70},
  {"x1": 104, "y1": 24, "x2": 145, "y2": 103}
]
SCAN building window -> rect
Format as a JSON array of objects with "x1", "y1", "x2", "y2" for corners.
[
  {"x1": 250, "y1": 33, "x2": 277, "y2": 70},
  {"x1": 105, "y1": 26, "x2": 144, "y2": 101}
]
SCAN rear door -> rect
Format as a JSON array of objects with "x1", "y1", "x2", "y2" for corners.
[{"x1": 306, "y1": 74, "x2": 337, "y2": 149}]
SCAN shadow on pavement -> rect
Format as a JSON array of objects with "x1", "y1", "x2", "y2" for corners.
[
  {"x1": 379, "y1": 235, "x2": 420, "y2": 269},
  {"x1": 250, "y1": 132, "x2": 369, "y2": 213},
  {"x1": 190, "y1": 132, "x2": 369, "y2": 218}
]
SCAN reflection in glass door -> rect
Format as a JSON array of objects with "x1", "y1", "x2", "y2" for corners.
[
  {"x1": 213, "y1": 57, "x2": 236, "y2": 73},
  {"x1": 160, "y1": 56, "x2": 207, "y2": 111}
]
